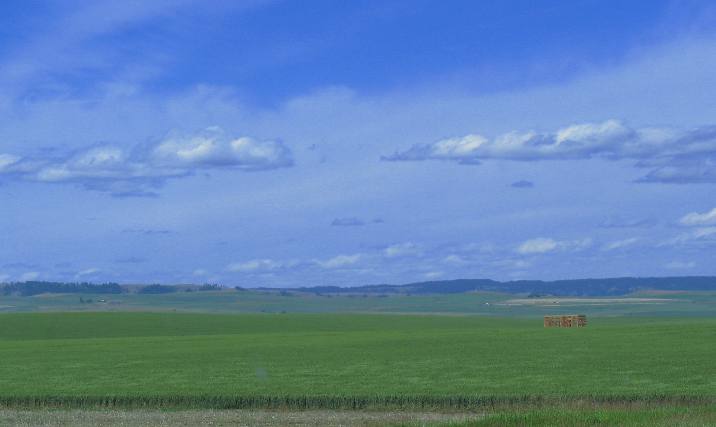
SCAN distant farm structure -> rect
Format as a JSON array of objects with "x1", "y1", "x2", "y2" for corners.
[{"x1": 544, "y1": 314, "x2": 587, "y2": 328}]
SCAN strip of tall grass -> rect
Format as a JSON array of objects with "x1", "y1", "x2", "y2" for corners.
[{"x1": 0, "y1": 394, "x2": 711, "y2": 410}]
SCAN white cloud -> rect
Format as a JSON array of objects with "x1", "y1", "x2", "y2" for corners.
[
  {"x1": 227, "y1": 259, "x2": 284, "y2": 273},
  {"x1": 693, "y1": 227, "x2": 716, "y2": 239},
  {"x1": 316, "y1": 254, "x2": 362, "y2": 269},
  {"x1": 680, "y1": 207, "x2": 716, "y2": 226},
  {"x1": 193, "y1": 269, "x2": 208, "y2": 276},
  {"x1": 598, "y1": 216, "x2": 655, "y2": 228},
  {"x1": 662, "y1": 227, "x2": 716, "y2": 246},
  {"x1": 517, "y1": 238, "x2": 558, "y2": 254},
  {"x1": 152, "y1": 129, "x2": 292, "y2": 170},
  {"x1": 443, "y1": 254, "x2": 468, "y2": 265},
  {"x1": 0, "y1": 127, "x2": 293, "y2": 197},
  {"x1": 0, "y1": 154, "x2": 20, "y2": 171},
  {"x1": 517, "y1": 237, "x2": 592, "y2": 254},
  {"x1": 602, "y1": 237, "x2": 639, "y2": 251},
  {"x1": 384, "y1": 120, "x2": 716, "y2": 183},
  {"x1": 19, "y1": 272, "x2": 40, "y2": 281},
  {"x1": 383, "y1": 242, "x2": 423, "y2": 258}
]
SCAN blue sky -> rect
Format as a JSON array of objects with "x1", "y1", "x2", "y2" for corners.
[{"x1": 1, "y1": 0, "x2": 716, "y2": 286}]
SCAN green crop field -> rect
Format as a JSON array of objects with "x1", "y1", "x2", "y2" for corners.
[
  {"x1": 1, "y1": 309, "x2": 715, "y2": 425},
  {"x1": 0, "y1": 312, "x2": 714, "y2": 403}
]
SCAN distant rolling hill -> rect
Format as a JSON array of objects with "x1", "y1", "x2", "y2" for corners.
[
  {"x1": 3, "y1": 276, "x2": 716, "y2": 297},
  {"x1": 278, "y1": 276, "x2": 716, "y2": 297}
]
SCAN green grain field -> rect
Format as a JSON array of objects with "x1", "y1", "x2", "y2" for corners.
[{"x1": 0, "y1": 312, "x2": 714, "y2": 410}]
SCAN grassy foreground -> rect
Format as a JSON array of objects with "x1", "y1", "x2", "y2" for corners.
[{"x1": 0, "y1": 312, "x2": 714, "y2": 410}]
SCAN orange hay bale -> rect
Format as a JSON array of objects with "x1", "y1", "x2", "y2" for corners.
[{"x1": 543, "y1": 314, "x2": 587, "y2": 328}]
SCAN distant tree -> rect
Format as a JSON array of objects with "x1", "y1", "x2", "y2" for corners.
[
  {"x1": 138, "y1": 284, "x2": 178, "y2": 294},
  {"x1": 1, "y1": 281, "x2": 122, "y2": 296}
]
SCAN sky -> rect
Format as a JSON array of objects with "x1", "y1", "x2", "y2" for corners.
[{"x1": 1, "y1": 0, "x2": 716, "y2": 287}]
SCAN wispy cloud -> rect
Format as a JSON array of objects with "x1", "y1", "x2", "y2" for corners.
[
  {"x1": 122, "y1": 228, "x2": 173, "y2": 236},
  {"x1": 227, "y1": 259, "x2": 287, "y2": 273},
  {"x1": 114, "y1": 257, "x2": 147, "y2": 264},
  {"x1": 662, "y1": 207, "x2": 716, "y2": 246},
  {"x1": 680, "y1": 207, "x2": 716, "y2": 226},
  {"x1": 330, "y1": 217, "x2": 384, "y2": 227},
  {"x1": 383, "y1": 242, "x2": 423, "y2": 258},
  {"x1": 598, "y1": 216, "x2": 656, "y2": 228},
  {"x1": 602, "y1": 237, "x2": 639, "y2": 251},
  {"x1": 0, "y1": 127, "x2": 293, "y2": 196},
  {"x1": 662, "y1": 227, "x2": 716, "y2": 246},
  {"x1": 517, "y1": 237, "x2": 591, "y2": 254},
  {"x1": 517, "y1": 238, "x2": 558, "y2": 254},
  {"x1": 442, "y1": 254, "x2": 469, "y2": 265},
  {"x1": 316, "y1": 254, "x2": 362, "y2": 269},
  {"x1": 383, "y1": 120, "x2": 716, "y2": 183},
  {"x1": 0, "y1": 1, "x2": 269, "y2": 100}
]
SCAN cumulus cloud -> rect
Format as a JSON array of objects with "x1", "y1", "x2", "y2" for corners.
[
  {"x1": 0, "y1": 127, "x2": 293, "y2": 196},
  {"x1": 383, "y1": 242, "x2": 423, "y2": 258},
  {"x1": 680, "y1": 207, "x2": 716, "y2": 226},
  {"x1": 152, "y1": 130, "x2": 292, "y2": 170},
  {"x1": 383, "y1": 120, "x2": 716, "y2": 183},
  {"x1": 517, "y1": 237, "x2": 591, "y2": 254}
]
